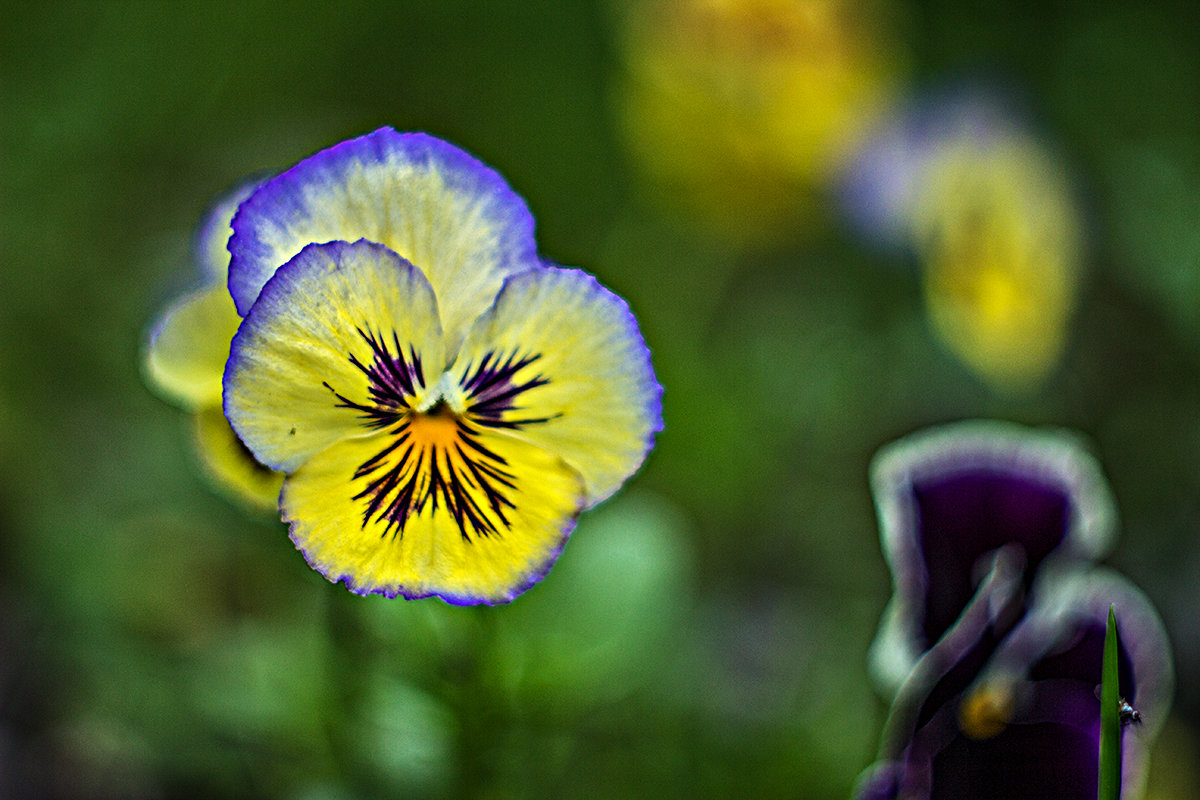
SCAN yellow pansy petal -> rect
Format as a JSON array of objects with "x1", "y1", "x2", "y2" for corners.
[
  {"x1": 451, "y1": 268, "x2": 661, "y2": 507},
  {"x1": 614, "y1": 0, "x2": 905, "y2": 244},
  {"x1": 144, "y1": 285, "x2": 241, "y2": 411},
  {"x1": 227, "y1": 128, "x2": 537, "y2": 352},
  {"x1": 192, "y1": 407, "x2": 284, "y2": 513},
  {"x1": 282, "y1": 423, "x2": 585, "y2": 604},
  {"x1": 224, "y1": 240, "x2": 446, "y2": 473},
  {"x1": 914, "y1": 135, "x2": 1082, "y2": 391}
]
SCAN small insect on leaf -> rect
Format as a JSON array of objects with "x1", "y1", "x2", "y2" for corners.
[
  {"x1": 1098, "y1": 605, "x2": 1121, "y2": 800},
  {"x1": 1094, "y1": 685, "x2": 1144, "y2": 727}
]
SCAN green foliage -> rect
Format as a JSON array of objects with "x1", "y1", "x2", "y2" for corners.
[
  {"x1": 2, "y1": 1, "x2": 1200, "y2": 798},
  {"x1": 1099, "y1": 606, "x2": 1122, "y2": 800}
]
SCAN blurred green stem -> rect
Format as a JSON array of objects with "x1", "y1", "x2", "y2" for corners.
[{"x1": 450, "y1": 606, "x2": 503, "y2": 800}]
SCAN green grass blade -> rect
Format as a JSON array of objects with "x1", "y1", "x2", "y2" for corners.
[{"x1": 1098, "y1": 605, "x2": 1121, "y2": 800}]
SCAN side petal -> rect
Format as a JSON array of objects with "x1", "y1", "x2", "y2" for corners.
[
  {"x1": 282, "y1": 428, "x2": 585, "y2": 604},
  {"x1": 193, "y1": 177, "x2": 263, "y2": 283},
  {"x1": 143, "y1": 285, "x2": 241, "y2": 411},
  {"x1": 450, "y1": 267, "x2": 662, "y2": 507},
  {"x1": 191, "y1": 407, "x2": 284, "y2": 513},
  {"x1": 869, "y1": 420, "x2": 1115, "y2": 694},
  {"x1": 224, "y1": 240, "x2": 446, "y2": 473},
  {"x1": 227, "y1": 128, "x2": 537, "y2": 351}
]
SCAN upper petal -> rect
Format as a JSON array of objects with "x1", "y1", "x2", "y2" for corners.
[
  {"x1": 193, "y1": 177, "x2": 263, "y2": 284},
  {"x1": 224, "y1": 240, "x2": 446, "y2": 473},
  {"x1": 869, "y1": 420, "x2": 1115, "y2": 693},
  {"x1": 450, "y1": 267, "x2": 662, "y2": 507},
  {"x1": 227, "y1": 128, "x2": 538, "y2": 351},
  {"x1": 143, "y1": 284, "x2": 242, "y2": 411}
]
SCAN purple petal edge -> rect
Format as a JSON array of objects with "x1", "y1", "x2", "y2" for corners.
[
  {"x1": 285, "y1": 499, "x2": 583, "y2": 606},
  {"x1": 868, "y1": 420, "x2": 1116, "y2": 693},
  {"x1": 227, "y1": 128, "x2": 538, "y2": 316},
  {"x1": 500, "y1": 263, "x2": 664, "y2": 509}
]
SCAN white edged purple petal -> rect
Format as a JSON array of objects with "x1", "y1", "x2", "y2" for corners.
[{"x1": 869, "y1": 420, "x2": 1117, "y2": 695}]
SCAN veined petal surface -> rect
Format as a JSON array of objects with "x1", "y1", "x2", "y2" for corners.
[
  {"x1": 282, "y1": 427, "x2": 585, "y2": 604},
  {"x1": 224, "y1": 240, "x2": 446, "y2": 473},
  {"x1": 144, "y1": 284, "x2": 242, "y2": 411},
  {"x1": 227, "y1": 128, "x2": 538, "y2": 351},
  {"x1": 451, "y1": 267, "x2": 662, "y2": 507}
]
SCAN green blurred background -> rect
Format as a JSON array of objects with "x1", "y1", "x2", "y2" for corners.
[{"x1": 3, "y1": 1, "x2": 1200, "y2": 797}]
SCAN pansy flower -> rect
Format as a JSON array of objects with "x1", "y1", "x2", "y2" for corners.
[
  {"x1": 222, "y1": 128, "x2": 662, "y2": 604},
  {"x1": 144, "y1": 181, "x2": 284, "y2": 511},
  {"x1": 840, "y1": 92, "x2": 1084, "y2": 391},
  {"x1": 868, "y1": 420, "x2": 1116, "y2": 696},
  {"x1": 858, "y1": 421, "x2": 1173, "y2": 800},
  {"x1": 856, "y1": 569, "x2": 1173, "y2": 800}
]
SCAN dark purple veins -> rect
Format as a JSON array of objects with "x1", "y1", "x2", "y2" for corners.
[{"x1": 323, "y1": 326, "x2": 552, "y2": 542}]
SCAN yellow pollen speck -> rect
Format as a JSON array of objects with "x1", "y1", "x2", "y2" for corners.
[{"x1": 958, "y1": 682, "x2": 1015, "y2": 740}]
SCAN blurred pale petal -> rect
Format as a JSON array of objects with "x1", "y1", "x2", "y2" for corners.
[
  {"x1": 193, "y1": 178, "x2": 262, "y2": 284},
  {"x1": 916, "y1": 134, "x2": 1083, "y2": 391},
  {"x1": 614, "y1": 0, "x2": 905, "y2": 244},
  {"x1": 191, "y1": 407, "x2": 284, "y2": 513},
  {"x1": 144, "y1": 285, "x2": 241, "y2": 411}
]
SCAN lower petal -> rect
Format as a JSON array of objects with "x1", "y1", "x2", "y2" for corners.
[{"x1": 281, "y1": 428, "x2": 585, "y2": 604}]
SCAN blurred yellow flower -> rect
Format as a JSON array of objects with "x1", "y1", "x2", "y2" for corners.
[
  {"x1": 143, "y1": 184, "x2": 285, "y2": 512},
  {"x1": 913, "y1": 132, "x2": 1083, "y2": 391},
  {"x1": 614, "y1": 0, "x2": 906, "y2": 245},
  {"x1": 840, "y1": 93, "x2": 1085, "y2": 391}
]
